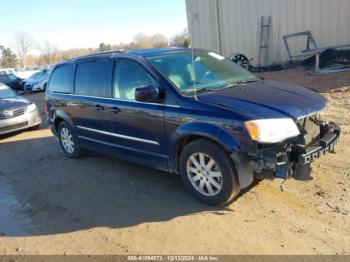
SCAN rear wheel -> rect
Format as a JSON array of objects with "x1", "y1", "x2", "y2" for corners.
[
  {"x1": 179, "y1": 139, "x2": 240, "y2": 206},
  {"x1": 58, "y1": 121, "x2": 83, "y2": 158}
]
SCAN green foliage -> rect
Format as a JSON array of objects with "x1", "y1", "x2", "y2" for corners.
[
  {"x1": 99, "y1": 43, "x2": 112, "y2": 52},
  {"x1": 170, "y1": 29, "x2": 189, "y2": 48},
  {"x1": 0, "y1": 46, "x2": 18, "y2": 68}
]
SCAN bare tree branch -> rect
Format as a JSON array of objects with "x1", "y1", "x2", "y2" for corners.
[
  {"x1": 14, "y1": 31, "x2": 35, "y2": 68},
  {"x1": 38, "y1": 40, "x2": 58, "y2": 65}
]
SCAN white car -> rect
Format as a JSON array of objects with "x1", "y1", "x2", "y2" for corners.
[
  {"x1": 23, "y1": 70, "x2": 51, "y2": 92},
  {"x1": 0, "y1": 68, "x2": 16, "y2": 75}
]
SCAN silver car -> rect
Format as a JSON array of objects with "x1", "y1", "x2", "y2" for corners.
[
  {"x1": 0, "y1": 84, "x2": 41, "y2": 135},
  {"x1": 23, "y1": 69, "x2": 51, "y2": 92}
]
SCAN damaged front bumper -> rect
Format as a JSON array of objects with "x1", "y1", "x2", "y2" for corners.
[{"x1": 248, "y1": 122, "x2": 341, "y2": 180}]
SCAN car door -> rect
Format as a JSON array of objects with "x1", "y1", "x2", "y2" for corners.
[
  {"x1": 6, "y1": 74, "x2": 22, "y2": 90},
  {"x1": 68, "y1": 59, "x2": 115, "y2": 146},
  {"x1": 102, "y1": 59, "x2": 168, "y2": 170},
  {"x1": 0, "y1": 75, "x2": 14, "y2": 89}
]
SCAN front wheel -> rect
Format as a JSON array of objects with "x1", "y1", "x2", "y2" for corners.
[
  {"x1": 58, "y1": 121, "x2": 83, "y2": 158},
  {"x1": 179, "y1": 139, "x2": 241, "y2": 206}
]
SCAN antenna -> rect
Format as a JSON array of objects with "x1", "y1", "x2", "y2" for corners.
[{"x1": 189, "y1": 12, "x2": 198, "y2": 101}]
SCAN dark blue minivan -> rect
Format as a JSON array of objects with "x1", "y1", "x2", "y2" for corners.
[{"x1": 46, "y1": 48, "x2": 340, "y2": 206}]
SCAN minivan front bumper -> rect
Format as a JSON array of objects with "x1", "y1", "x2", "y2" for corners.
[
  {"x1": 248, "y1": 122, "x2": 341, "y2": 179},
  {"x1": 291, "y1": 122, "x2": 340, "y2": 165}
]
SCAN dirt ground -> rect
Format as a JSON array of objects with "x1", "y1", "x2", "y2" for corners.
[{"x1": 0, "y1": 69, "x2": 349, "y2": 255}]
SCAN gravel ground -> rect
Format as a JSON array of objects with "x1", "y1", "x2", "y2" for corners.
[
  {"x1": 259, "y1": 66, "x2": 350, "y2": 92},
  {"x1": 0, "y1": 69, "x2": 349, "y2": 255}
]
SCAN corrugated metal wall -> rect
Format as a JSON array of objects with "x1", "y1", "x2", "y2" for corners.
[{"x1": 186, "y1": 0, "x2": 350, "y2": 65}]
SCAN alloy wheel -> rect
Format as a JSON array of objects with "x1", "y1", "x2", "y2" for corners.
[
  {"x1": 186, "y1": 152, "x2": 223, "y2": 197},
  {"x1": 60, "y1": 127, "x2": 75, "y2": 154}
]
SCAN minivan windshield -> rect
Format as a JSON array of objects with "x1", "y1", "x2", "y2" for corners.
[
  {"x1": 0, "y1": 85, "x2": 17, "y2": 99},
  {"x1": 147, "y1": 50, "x2": 259, "y2": 95}
]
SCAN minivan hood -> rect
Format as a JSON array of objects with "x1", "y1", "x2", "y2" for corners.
[{"x1": 198, "y1": 80, "x2": 326, "y2": 120}]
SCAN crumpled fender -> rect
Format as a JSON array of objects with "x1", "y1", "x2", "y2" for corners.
[{"x1": 169, "y1": 122, "x2": 255, "y2": 189}]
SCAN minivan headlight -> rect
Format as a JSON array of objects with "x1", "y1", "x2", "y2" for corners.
[
  {"x1": 245, "y1": 118, "x2": 300, "y2": 143},
  {"x1": 27, "y1": 103, "x2": 37, "y2": 112}
]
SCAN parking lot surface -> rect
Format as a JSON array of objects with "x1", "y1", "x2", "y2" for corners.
[{"x1": 0, "y1": 71, "x2": 349, "y2": 255}]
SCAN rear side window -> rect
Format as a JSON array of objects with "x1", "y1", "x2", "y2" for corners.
[
  {"x1": 75, "y1": 60, "x2": 113, "y2": 97},
  {"x1": 48, "y1": 64, "x2": 74, "y2": 93}
]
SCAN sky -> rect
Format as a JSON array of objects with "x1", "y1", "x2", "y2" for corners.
[{"x1": 0, "y1": 0, "x2": 188, "y2": 52}]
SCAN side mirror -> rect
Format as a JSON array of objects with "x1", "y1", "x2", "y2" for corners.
[{"x1": 135, "y1": 85, "x2": 161, "y2": 103}]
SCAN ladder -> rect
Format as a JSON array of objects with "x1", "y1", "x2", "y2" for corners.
[{"x1": 258, "y1": 15, "x2": 272, "y2": 69}]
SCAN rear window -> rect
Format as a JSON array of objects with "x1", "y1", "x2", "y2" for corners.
[
  {"x1": 75, "y1": 60, "x2": 113, "y2": 97},
  {"x1": 48, "y1": 64, "x2": 74, "y2": 93},
  {"x1": 0, "y1": 75, "x2": 8, "y2": 81}
]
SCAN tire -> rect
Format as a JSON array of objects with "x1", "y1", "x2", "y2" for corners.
[
  {"x1": 58, "y1": 121, "x2": 83, "y2": 159},
  {"x1": 179, "y1": 139, "x2": 241, "y2": 206}
]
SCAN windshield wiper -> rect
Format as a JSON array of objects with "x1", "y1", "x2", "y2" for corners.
[
  {"x1": 217, "y1": 79, "x2": 259, "y2": 90},
  {"x1": 195, "y1": 87, "x2": 228, "y2": 93},
  {"x1": 232, "y1": 79, "x2": 259, "y2": 85},
  {"x1": 184, "y1": 79, "x2": 259, "y2": 94}
]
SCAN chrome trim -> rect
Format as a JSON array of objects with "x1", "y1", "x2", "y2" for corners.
[
  {"x1": 49, "y1": 92, "x2": 181, "y2": 108},
  {"x1": 76, "y1": 125, "x2": 160, "y2": 145},
  {"x1": 78, "y1": 135, "x2": 168, "y2": 159}
]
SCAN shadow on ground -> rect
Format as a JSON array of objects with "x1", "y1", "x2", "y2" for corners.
[{"x1": 0, "y1": 135, "x2": 234, "y2": 237}]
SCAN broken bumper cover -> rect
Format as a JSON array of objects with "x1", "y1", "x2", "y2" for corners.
[
  {"x1": 291, "y1": 123, "x2": 341, "y2": 165},
  {"x1": 248, "y1": 122, "x2": 341, "y2": 179}
]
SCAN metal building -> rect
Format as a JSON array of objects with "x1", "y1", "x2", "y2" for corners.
[{"x1": 186, "y1": 0, "x2": 350, "y2": 66}]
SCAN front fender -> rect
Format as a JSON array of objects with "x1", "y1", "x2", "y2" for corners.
[
  {"x1": 169, "y1": 121, "x2": 255, "y2": 189},
  {"x1": 169, "y1": 122, "x2": 242, "y2": 158}
]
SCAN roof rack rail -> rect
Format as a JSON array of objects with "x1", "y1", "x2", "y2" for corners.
[{"x1": 65, "y1": 50, "x2": 125, "y2": 62}]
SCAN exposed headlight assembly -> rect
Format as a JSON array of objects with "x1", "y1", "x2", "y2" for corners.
[
  {"x1": 245, "y1": 118, "x2": 300, "y2": 144},
  {"x1": 27, "y1": 103, "x2": 37, "y2": 112}
]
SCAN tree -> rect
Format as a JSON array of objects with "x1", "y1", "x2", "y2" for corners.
[
  {"x1": 150, "y1": 34, "x2": 168, "y2": 48},
  {"x1": 133, "y1": 33, "x2": 169, "y2": 49},
  {"x1": 38, "y1": 40, "x2": 58, "y2": 65},
  {"x1": 170, "y1": 29, "x2": 190, "y2": 48},
  {"x1": 99, "y1": 43, "x2": 112, "y2": 52},
  {"x1": 14, "y1": 32, "x2": 35, "y2": 68},
  {"x1": 0, "y1": 46, "x2": 17, "y2": 68}
]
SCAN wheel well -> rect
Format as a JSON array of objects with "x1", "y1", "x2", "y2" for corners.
[
  {"x1": 54, "y1": 117, "x2": 64, "y2": 132},
  {"x1": 175, "y1": 135, "x2": 228, "y2": 171}
]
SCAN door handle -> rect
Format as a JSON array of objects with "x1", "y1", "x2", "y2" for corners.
[
  {"x1": 108, "y1": 107, "x2": 121, "y2": 114},
  {"x1": 95, "y1": 105, "x2": 105, "y2": 111}
]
